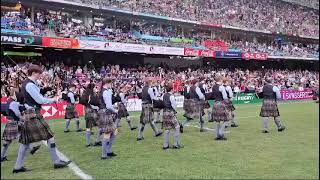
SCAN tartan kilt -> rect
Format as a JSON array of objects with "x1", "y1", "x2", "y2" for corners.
[
  {"x1": 98, "y1": 109, "x2": 116, "y2": 134},
  {"x1": 19, "y1": 109, "x2": 54, "y2": 144},
  {"x1": 225, "y1": 99, "x2": 236, "y2": 111},
  {"x1": 85, "y1": 107, "x2": 98, "y2": 129},
  {"x1": 118, "y1": 102, "x2": 129, "y2": 118},
  {"x1": 211, "y1": 101, "x2": 231, "y2": 122},
  {"x1": 162, "y1": 109, "x2": 179, "y2": 130},
  {"x1": 65, "y1": 104, "x2": 79, "y2": 119},
  {"x1": 260, "y1": 99, "x2": 280, "y2": 117},
  {"x1": 183, "y1": 99, "x2": 204, "y2": 120},
  {"x1": 183, "y1": 99, "x2": 192, "y2": 113},
  {"x1": 140, "y1": 104, "x2": 154, "y2": 125},
  {"x1": 2, "y1": 118, "x2": 19, "y2": 141},
  {"x1": 200, "y1": 100, "x2": 211, "y2": 109}
]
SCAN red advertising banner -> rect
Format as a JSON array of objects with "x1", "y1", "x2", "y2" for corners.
[
  {"x1": 1, "y1": 102, "x2": 84, "y2": 124},
  {"x1": 42, "y1": 37, "x2": 80, "y2": 49},
  {"x1": 184, "y1": 48, "x2": 215, "y2": 57},
  {"x1": 203, "y1": 39, "x2": 228, "y2": 51},
  {"x1": 242, "y1": 52, "x2": 268, "y2": 60},
  {"x1": 280, "y1": 89, "x2": 313, "y2": 101},
  {"x1": 199, "y1": 50, "x2": 215, "y2": 57}
]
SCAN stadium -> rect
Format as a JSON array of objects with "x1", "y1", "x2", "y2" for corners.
[{"x1": 0, "y1": 0, "x2": 319, "y2": 179}]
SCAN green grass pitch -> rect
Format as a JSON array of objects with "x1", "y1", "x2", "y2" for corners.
[{"x1": 1, "y1": 101, "x2": 319, "y2": 179}]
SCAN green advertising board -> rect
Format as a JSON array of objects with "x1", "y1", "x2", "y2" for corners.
[{"x1": 209, "y1": 93, "x2": 262, "y2": 106}]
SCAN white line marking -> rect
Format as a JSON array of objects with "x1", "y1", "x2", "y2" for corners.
[
  {"x1": 42, "y1": 141, "x2": 93, "y2": 180},
  {"x1": 184, "y1": 124, "x2": 230, "y2": 133}
]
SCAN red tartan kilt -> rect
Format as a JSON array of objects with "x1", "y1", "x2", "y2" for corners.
[
  {"x1": 2, "y1": 118, "x2": 19, "y2": 141},
  {"x1": 260, "y1": 99, "x2": 280, "y2": 117}
]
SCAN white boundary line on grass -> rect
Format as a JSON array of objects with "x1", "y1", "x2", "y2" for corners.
[{"x1": 42, "y1": 141, "x2": 93, "y2": 180}]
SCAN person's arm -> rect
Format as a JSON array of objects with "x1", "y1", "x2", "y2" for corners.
[
  {"x1": 273, "y1": 86, "x2": 282, "y2": 99},
  {"x1": 195, "y1": 87, "x2": 205, "y2": 100},
  {"x1": 103, "y1": 90, "x2": 117, "y2": 113},
  {"x1": 67, "y1": 92, "x2": 75, "y2": 104},
  {"x1": 26, "y1": 83, "x2": 55, "y2": 105},
  {"x1": 219, "y1": 86, "x2": 228, "y2": 100},
  {"x1": 170, "y1": 95, "x2": 177, "y2": 111},
  {"x1": 9, "y1": 102, "x2": 22, "y2": 119},
  {"x1": 148, "y1": 88, "x2": 157, "y2": 100}
]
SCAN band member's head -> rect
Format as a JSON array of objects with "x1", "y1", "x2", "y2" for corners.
[
  {"x1": 222, "y1": 78, "x2": 230, "y2": 85},
  {"x1": 266, "y1": 78, "x2": 273, "y2": 84},
  {"x1": 190, "y1": 78, "x2": 198, "y2": 86},
  {"x1": 145, "y1": 79, "x2": 153, "y2": 87},
  {"x1": 27, "y1": 64, "x2": 43, "y2": 80},
  {"x1": 69, "y1": 84, "x2": 77, "y2": 92},
  {"x1": 165, "y1": 83, "x2": 173, "y2": 93},
  {"x1": 102, "y1": 78, "x2": 113, "y2": 89},
  {"x1": 215, "y1": 75, "x2": 223, "y2": 84}
]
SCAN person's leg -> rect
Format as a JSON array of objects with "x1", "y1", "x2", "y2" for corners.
[
  {"x1": 85, "y1": 128, "x2": 92, "y2": 146},
  {"x1": 101, "y1": 133, "x2": 111, "y2": 159},
  {"x1": 64, "y1": 119, "x2": 71, "y2": 132},
  {"x1": 262, "y1": 117, "x2": 269, "y2": 133},
  {"x1": 163, "y1": 130, "x2": 170, "y2": 148},
  {"x1": 1, "y1": 140, "x2": 12, "y2": 160},
  {"x1": 14, "y1": 144, "x2": 30, "y2": 170},
  {"x1": 215, "y1": 122, "x2": 221, "y2": 139},
  {"x1": 274, "y1": 117, "x2": 285, "y2": 131},
  {"x1": 173, "y1": 125, "x2": 181, "y2": 147},
  {"x1": 137, "y1": 123, "x2": 145, "y2": 140},
  {"x1": 107, "y1": 132, "x2": 117, "y2": 156},
  {"x1": 95, "y1": 128, "x2": 102, "y2": 145}
]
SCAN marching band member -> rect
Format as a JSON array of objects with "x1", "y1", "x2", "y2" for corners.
[
  {"x1": 64, "y1": 84, "x2": 83, "y2": 133},
  {"x1": 162, "y1": 83, "x2": 183, "y2": 150},
  {"x1": 211, "y1": 76, "x2": 230, "y2": 140},
  {"x1": 260, "y1": 78, "x2": 285, "y2": 133},
  {"x1": 153, "y1": 81, "x2": 162, "y2": 124},
  {"x1": 117, "y1": 85, "x2": 137, "y2": 131},
  {"x1": 98, "y1": 78, "x2": 118, "y2": 159},
  {"x1": 13, "y1": 64, "x2": 70, "y2": 173},
  {"x1": 223, "y1": 78, "x2": 238, "y2": 128},
  {"x1": 199, "y1": 78, "x2": 211, "y2": 121},
  {"x1": 182, "y1": 79, "x2": 192, "y2": 130},
  {"x1": 137, "y1": 79, "x2": 163, "y2": 141}
]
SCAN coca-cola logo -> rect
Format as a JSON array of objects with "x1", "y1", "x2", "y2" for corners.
[{"x1": 185, "y1": 48, "x2": 199, "y2": 56}]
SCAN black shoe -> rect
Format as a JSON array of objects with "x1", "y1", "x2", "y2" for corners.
[
  {"x1": 155, "y1": 132, "x2": 163, "y2": 137},
  {"x1": 30, "y1": 145, "x2": 41, "y2": 155},
  {"x1": 54, "y1": 160, "x2": 71, "y2": 169},
  {"x1": 172, "y1": 145, "x2": 184, "y2": 149},
  {"x1": 214, "y1": 137, "x2": 221, "y2": 141},
  {"x1": 1, "y1": 156, "x2": 8, "y2": 162},
  {"x1": 12, "y1": 167, "x2": 31, "y2": 174},
  {"x1": 208, "y1": 119, "x2": 214, "y2": 122},
  {"x1": 231, "y1": 124, "x2": 239, "y2": 128},
  {"x1": 76, "y1": 129, "x2": 83, "y2": 132},
  {"x1": 180, "y1": 125, "x2": 184, "y2": 133},
  {"x1": 107, "y1": 152, "x2": 117, "y2": 157},
  {"x1": 278, "y1": 126, "x2": 286, "y2": 132},
  {"x1": 64, "y1": 130, "x2": 70, "y2": 133},
  {"x1": 155, "y1": 121, "x2": 162, "y2": 124},
  {"x1": 225, "y1": 126, "x2": 229, "y2": 129},
  {"x1": 163, "y1": 146, "x2": 170, "y2": 150},
  {"x1": 200, "y1": 129, "x2": 208, "y2": 132},
  {"x1": 86, "y1": 144, "x2": 93, "y2": 147},
  {"x1": 94, "y1": 142, "x2": 102, "y2": 146},
  {"x1": 137, "y1": 137, "x2": 145, "y2": 141},
  {"x1": 131, "y1": 127, "x2": 138, "y2": 131},
  {"x1": 101, "y1": 156, "x2": 111, "y2": 160},
  {"x1": 262, "y1": 130, "x2": 269, "y2": 133},
  {"x1": 220, "y1": 137, "x2": 227, "y2": 140}
]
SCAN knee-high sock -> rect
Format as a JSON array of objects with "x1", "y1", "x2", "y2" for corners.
[
  {"x1": 102, "y1": 137, "x2": 110, "y2": 158},
  {"x1": 163, "y1": 130, "x2": 170, "y2": 147},
  {"x1": 75, "y1": 118, "x2": 80, "y2": 130},
  {"x1": 65, "y1": 119, "x2": 71, "y2": 131},
  {"x1": 173, "y1": 125, "x2": 180, "y2": 146},
  {"x1": 137, "y1": 124, "x2": 145, "y2": 139},
  {"x1": 219, "y1": 121, "x2": 228, "y2": 137},
  {"x1": 274, "y1": 117, "x2": 283, "y2": 129},
  {"x1": 150, "y1": 121, "x2": 159, "y2": 135},
  {"x1": 47, "y1": 138, "x2": 61, "y2": 164},
  {"x1": 95, "y1": 128, "x2": 102, "y2": 143},
  {"x1": 1, "y1": 140, "x2": 12, "y2": 158},
  {"x1": 215, "y1": 122, "x2": 221, "y2": 138},
  {"x1": 14, "y1": 144, "x2": 30, "y2": 169},
  {"x1": 207, "y1": 109, "x2": 212, "y2": 121},
  {"x1": 126, "y1": 117, "x2": 133, "y2": 129},
  {"x1": 262, "y1": 117, "x2": 269, "y2": 130},
  {"x1": 86, "y1": 130, "x2": 91, "y2": 145},
  {"x1": 107, "y1": 133, "x2": 116, "y2": 154},
  {"x1": 231, "y1": 111, "x2": 236, "y2": 125},
  {"x1": 156, "y1": 112, "x2": 161, "y2": 122},
  {"x1": 114, "y1": 118, "x2": 120, "y2": 128},
  {"x1": 199, "y1": 115, "x2": 205, "y2": 130}
]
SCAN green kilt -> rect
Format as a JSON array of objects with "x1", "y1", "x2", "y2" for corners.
[
  {"x1": 19, "y1": 109, "x2": 54, "y2": 144},
  {"x1": 162, "y1": 109, "x2": 179, "y2": 130},
  {"x1": 260, "y1": 99, "x2": 280, "y2": 117},
  {"x1": 98, "y1": 109, "x2": 116, "y2": 134},
  {"x1": 118, "y1": 102, "x2": 129, "y2": 118},
  {"x1": 65, "y1": 104, "x2": 79, "y2": 119},
  {"x1": 225, "y1": 99, "x2": 236, "y2": 111},
  {"x1": 140, "y1": 103, "x2": 154, "y2": 125},
  {"x1": 85, "y1": 107, "x2": 98, "y2": 129},
  {"x1": 2, "y1": 117, "x2": 19, "y2": 141},
  {"x1": 183, "y1": 99, "x2": 204, "y2": 120},
  {"x1": 211, "y1": 101, "x2": 231, "y2": 122}
]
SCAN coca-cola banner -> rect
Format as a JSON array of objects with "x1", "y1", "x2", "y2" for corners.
[
  {"x1": 184, "y1": 48, "x2": 215, "y2": 57},
  {"x1": 242, "y1": 52, "x2": 268, "y2": 60},
  {"x1": 281, "y1": 89, "x2": 313, "y2": 101}
]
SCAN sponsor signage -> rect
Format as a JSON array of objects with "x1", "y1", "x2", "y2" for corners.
[
  {"x1": 42, "y1": 37, "x2": 79, "y2": 49},
  {"x1": 242, "y1": 52, "x2": 268, "y2": 60},
  {"x1": 1, "y1": 33, "x2": 42, "y2": 46},
  {"x1": 215, "y1": 51, "x2": 242, "y2": 58},
  {"x1": 149, "y1": 46, "x2": 184, "y2": 55},
  {"x1": 184, "y1": 48, "x2": 215, "y2": 57},
  {"x1": 281, "y1": 89, "x2": 313, "y2": 101}
]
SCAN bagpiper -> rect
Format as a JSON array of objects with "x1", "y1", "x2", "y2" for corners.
[
  {"x1": 260, "y1": 78, "x2": 285, "y2": 133},
  {"x1": 13, "y1": 64, "x2": 70, "y2": 173},
  {"x1": 152, "y1": 81, "x2": 162, "y2": 124},
  {"x1": 64, "y1": 83, "x2": 83, "y2": 133},
  {"x1": 223, "y1": 78, "x2": 238, "y2": 128},
  {"x1": 98, "y1": 78, "x2": 118, "y2": 159},
  {"x1": 162, "y1": 83, "x2": 183, "y2": 150},
  {"x1": 137, "y1": 79, "x2": 163, "y2": 141},
  {"x1": 117, "y1": 85, "x2": 137, "y2": 131},
  {"x1": 199, "y1": 78, "x2": 211, "y2": 121}
]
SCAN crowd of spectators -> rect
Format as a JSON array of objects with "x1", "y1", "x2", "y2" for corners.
[
  {"x1": 67, "y1": 0, "x2": 319, "y2": 38},
  {"x1": 1, "y1": 61, "x2": 319, "y2": 99}
]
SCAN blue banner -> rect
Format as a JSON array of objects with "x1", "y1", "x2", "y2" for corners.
[
  {"x1": 79, "y1": 36, "x2": 106, "y2": 41},
  {"x1": 215, "y1": 51, "x2": 242, "y2": 58},
  {"x1": 1, "y1": 29, "x2": 32, "y2": 35}
]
